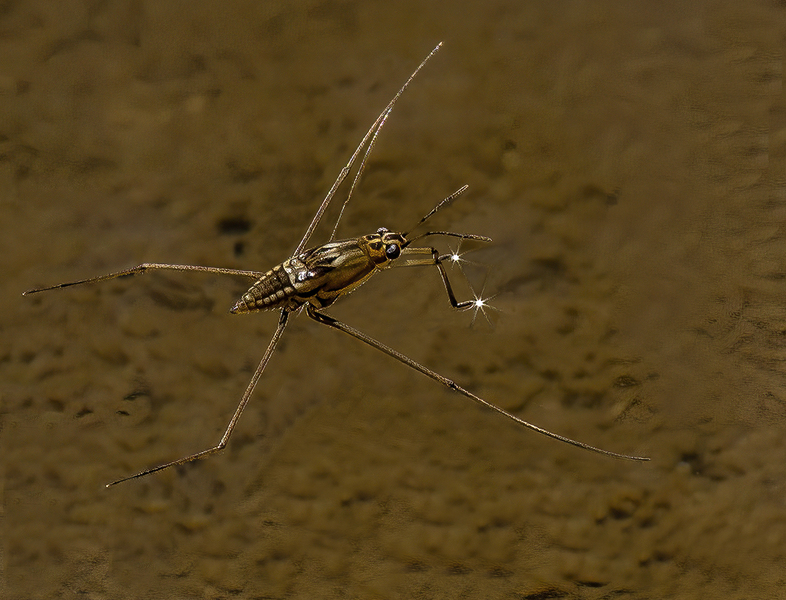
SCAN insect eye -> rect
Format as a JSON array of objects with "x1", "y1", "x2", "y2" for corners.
[{"x1": 385, "y1": 244, "x2": 400, "y2": 260}]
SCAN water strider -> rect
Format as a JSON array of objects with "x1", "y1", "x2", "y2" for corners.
[{"x1": 24, "y1": 43, "x2": 649, "y2": 487}]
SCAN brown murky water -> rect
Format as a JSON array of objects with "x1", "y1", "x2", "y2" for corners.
[{"x1": 4, "y1": 1, "x2": 785, "y2": 598}]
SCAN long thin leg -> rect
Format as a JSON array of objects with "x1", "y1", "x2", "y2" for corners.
[
  {"x1": 23, "y1": 263, "x2": 263, "y2": 295},
  {"x1": 328, "y1": 107, "x2": 392, "y2": 242},
  {"x1": 306, "y1": 305, "x2": 649, "y2": 462},
  {"x1": 106, "y1": 310, "x2": 290, "y2": 487},
  {"x1": 293, "y1": 43, "x2": 443, "y2": 257}
]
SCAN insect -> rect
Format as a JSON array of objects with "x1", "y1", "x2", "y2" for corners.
[{"x1": 24, "y1": 43, "x2": 649, "y2": 487}]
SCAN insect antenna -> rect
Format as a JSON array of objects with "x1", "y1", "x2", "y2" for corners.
[
  {"x1": 400, "y1": 185, "x2": 491, "y2": 250},
  {"x1": 403, "y1": 184, "x2": 469, "y2": 238}
]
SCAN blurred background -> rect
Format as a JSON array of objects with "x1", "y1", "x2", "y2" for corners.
[{"x1": 3, "y1": 1, "x2": 785, "y2": 597}]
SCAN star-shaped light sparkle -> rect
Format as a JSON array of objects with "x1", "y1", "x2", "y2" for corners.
[
  {"x1": 463, "y1": 281, "x2": 499, "y2": 327},
  {"x1": 443, "y1": 239, "x2": 483, "y2": 275}
]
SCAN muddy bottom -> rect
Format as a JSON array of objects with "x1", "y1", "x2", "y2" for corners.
[{"x1": 3, "y1": 1, "x2": 785, "y2": 598}]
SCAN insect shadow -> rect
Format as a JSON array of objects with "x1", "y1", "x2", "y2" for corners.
[{"x1": 24, "y1": 43, "x2": 649, "y2": 487}]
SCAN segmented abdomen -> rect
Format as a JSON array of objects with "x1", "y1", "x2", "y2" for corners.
[{"x1": 231, "y1": 259, "x2": 303, "y2": 313}]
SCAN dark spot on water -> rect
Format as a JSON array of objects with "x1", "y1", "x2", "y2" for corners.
[
  {"x1": 519, "y1": 588, "x2": 568, "y2": 600},
  {"x1": 217, "y1": 216, "x2": 252, "y2": 235},
  {"x1": 48, "y1": 398, "x2": 65, "y2": 412},
  {"x1": 614, "y1": 375, "x2": 640, "y2": 388}
]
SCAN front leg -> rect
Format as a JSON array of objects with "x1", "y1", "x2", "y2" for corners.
[{"x1": 394, "y1": 246, "x2": 475, "y2": 309}]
